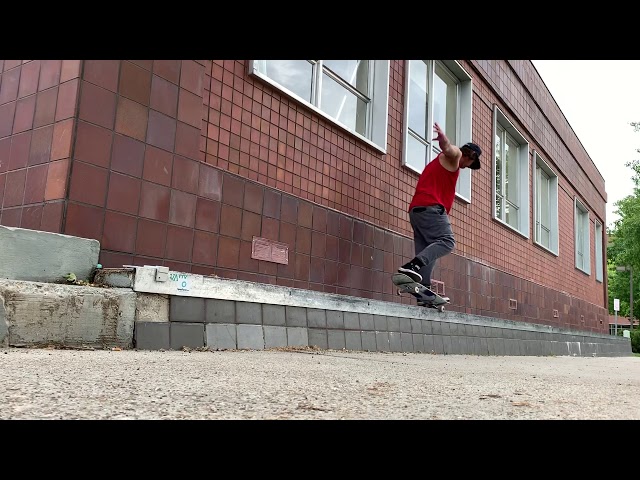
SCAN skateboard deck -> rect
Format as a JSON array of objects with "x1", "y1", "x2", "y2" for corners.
[{"x1": 392, "y1": 273, "x2": 449, "y2": 312}]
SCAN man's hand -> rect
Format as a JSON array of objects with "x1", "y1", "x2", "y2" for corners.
[
  {"x1": 433, "y1": 122, "x2": 447, "y2": 144},
  {"x1": 432, "y1": 122, "x2": 461, "y2": 172}
]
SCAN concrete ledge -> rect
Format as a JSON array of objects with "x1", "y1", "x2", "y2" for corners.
[
  {"x1": 0, "y1": 279, "x2": 135, "y2": 349},
  {"x1": 0, "y1": 226, "x2": 99, "y2": 283}
]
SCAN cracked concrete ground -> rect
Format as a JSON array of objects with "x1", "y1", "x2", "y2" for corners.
[{"x1": 1, "y1": 347, "x2": 638, "y2": 420}]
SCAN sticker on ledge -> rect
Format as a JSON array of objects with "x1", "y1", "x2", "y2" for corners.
[{"x1": 169, "y1": 272, "x2": 190, "y2": 292}]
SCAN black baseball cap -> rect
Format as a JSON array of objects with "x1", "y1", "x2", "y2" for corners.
[{"x1": 462, "y1": 142, "x2": 482, "y2": 170}]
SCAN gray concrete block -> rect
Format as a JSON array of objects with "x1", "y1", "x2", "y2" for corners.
[
  {"x1": 326, "y1": 310, "x2": 344, "y2": 329},
  {"x1": 0, "y1": 295, "x2": 7, "y2": 347},
  {"x1": 263, "y1": 304, "x2": 285, "y2": 326},
  {"x1": 412, "y1": 333, "x2": 425, "y2": 353},
  {"x1": 285, "y1": 306, "x2": 307, "y2": 327},
  {"x1": 328, "y1": 330, "x2": 346, "y2": 350},
  {"x1": 206, "y1": 324, "x2": 237, "y2": 350},
  {"x1": 387, "y1": 316, "x2": 400, "y2": 333},
  {"x1": 388, "y1": 331, "x2": 402, "y2": 352},
  {"x1": 410, "y1": 318, "x2": 422, "y2": 334},
  {"x1": 136, "y1": 293, "x2": 169, "y2": 323},
  {"x1": 375, "y1": 331, "x2": 389, "y2": 351},
  {"x1": 374, "y1": 315, "x2": 387, "y2": 331},
  {"x1": 205, "y1": 299, "x2": 235, "y2": 323},
  {"x1": 361, "y1": 331, "x2": 376, "y2": 351},
  {"x1": 237, "y1": 324, "x2": 264, "y2": 350},
  {"x1": 432, "y1": 321, "x2": 442, "y2": 335},
  {"x1": 359, "y1": 313, "x2": 375, "y2": 331},
  {"x1": 308, "y1": 328, "x2": 328, "y2": 349},
  {"x1": 432, "y1": 335, "x2": 444, "y2": 354},
  {"x1": 170, "y1": 322, "x2": 205, "y2": 350},
  {"x1": 307, "y1": 309, "x2": 326, "y2": 328},
  {"x1": 422, "y1": 320, "x2": 433, "y2": 335},
  {"x1": 442, "y1": 336, "x2": 452, "y2": 354},
  {"x1": 424, "y1": 334, "x2": 435, "y2": 354},
  {"x1": 487, "y1": 337, "x2": 496, "y2": 355},
  {"x1": 344, "y1": 312, "x2": 359, "y2": 330},
  {"x1": 345, "y1": 331, "x2": 362, "y2": 351},
  {"x1": 400, "y1": 332, "x2": 413, "y2": 352},
  {"x1": 135, "y1": 322, "x2": 170, "y2": 350},
  {"x1": 236, "y1": 301, "x2": 261, "y2": 325},
  {"x1": 0, "y1": 225, "x2": 99, "y2": 283},
  {"x1": 264, "y1": 326, "x2": 287, "y2": 348},
  {"x1": 494, "y1": 338, "x2": 506, "y2": 356},
  {"x1": 440, "y1": 322, "x2": 451, "y2": 336},
  {"x1": 94, "y1": 268, "x2": 134, "y2": 288},
  {"x1": 170, "y1": 296, "x2": 205, "y2": 322},
  {"x1": 479, "y1": 337, "x2": 489, "y2": 355},
  {"x1": 449, "y1": 323, "x2": 460, "y2": 336},
  {"x1": 399, "y1": 317, "x2": 412, "y2": 333},
  {"x1": 287, "y1": 327, "x2": 308, "y2": 347}
]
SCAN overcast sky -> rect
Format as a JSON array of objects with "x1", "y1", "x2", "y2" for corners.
[{"x1": 531, "y1": 60, "x2": 640, "y2": 229}]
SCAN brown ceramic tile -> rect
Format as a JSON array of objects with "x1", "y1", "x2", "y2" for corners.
[
  {"x1": 63, "y1": 202, "x2": 104, "y2": 240},
  {"x1": 339, "y1": 216, "x2": 353, "y2": 240},
  {"x1": 13, "y1": 95, "x2": 36, "y2": 133},
  {"x1": 21, "y1": 204, "x2": 43, "y2": 230},
  {"x1": 106, "y1": 172, "x2": 141, "y2": 215},
  {"x1": 102, "y1": 210, "x2": 137, "y2": 253},
  {"x1": 23, "y1": 164, "x2": 48, "y2": 204},
  {"x1": 362, "y1": 246, "x2": 373, "y2": 269},
  {"x1": 51, "y1": 118, "x2": 74, "y2": 161},
  {"x1": 276, "y1": 254, "x2": 295, "y2": 279},
  {"x1": 146, "y1": 110, "x2": 176, "y2": 152},
  {"x1": 258, "y1": 258, "x2": 278, "y2": 276},
  {"x1": 114, "y1": 96, "x2": 148, "y2": 142},
  {"x1": 0, "y1": 172, "x2": 6, "y2": 206},
  {"x1": 0, "y1": 139, "x2": 8, "y2": 173},
  {"x1": 74, "y1": 121, "x2": 112, "y2": 168},
  {"x1": 325, "y1": 234, "x2": 339, "y2": 261},
  {"x1": 33, "y1": 87, "x2": 58, "y2": 128},
  {"x1": 168, "y1": 189, "x2": 196, "y2": 228},
  {"x1": 373, "y1": 226, "x2": 385, "y2": 249},
  {"x1": 353, "y1": 220, "x2": 365, "y2": 244},
  {"x1": 153, "y1": 60, "x2": 181, "y2": 85},
  {"x1": 68, "y1": 161, "x2": 108, "y2": 207},
  {"x1": 260, "y1": 217, "x2": 279, "y2": 241},
  {"x1": 44, "y1": 158, "x2": 69, "y2": 200},
  {"x1": 3, "y1": 169, "x2": 26, "y2": 207},
  {"x1": 384, "y1": 231, "x2": 395, "y2": 253},
  {"x1": 0, "y1": 207, "x2": 22, "y2": 227},
  {"x1": 278, "y1": 221, "x2": 296, "y2": 248},
  {"x1": 135, "y1": 218, "x2": 167, "y2": 258},
  {"x1": 60, "y1": 60, "x2": 81, "y2": 83},
  {"x1": 324, "y1": 259, "x2": 338, "y2": 285},
  {"x1": 326, "y1": 210, "x2": 340, "y2": 236},
  {"x1": 296, "y1": 227, "x2": 311, "y2": 254},
  {"x1": 297, "y1": 201, "x2": 313, "y2": 228},
  {"x1": 38, "y1": 60, "x2": 61, "y2": 91},
  {"x1": 279, "y1": 194, "x2": 297, "y2": 222},
  {"x1": 177, "y1": 89, "x2": 203, "y2": 129},
  {"x1": 3, "y1": 61, "x2": 21, "y2": 71},
  {"x1": 194, "y1": 197, "x2": 220, "y2": 233},
  {"x1": 162, "y1": 259, "x2": 192, "y2": 273},
  {"x1": 312, "y1": 206, "x2": 327, "y2": 233},
  {"x1": 198, "y1": 162, "x2": 222, "y2": 200},
  {"x1": 221, "y1": 173, "x2": 244, "y2": 207},
  {"x1": 350, "y1": 243, "x2": 363, "y2": 267},
  {"x1": 78, "y1": 81, "x2": 116, "y2": 129},
  {"x1": 165, "y1": 224, "x2": 193, "y2": 262},
  {"x1": 242, "y1": 182, "x2": 263, "y2": 215},
  {"x1": 18, "y1": 61, "x2": 40, "y2": 98},
  {"x1": 142, "y1": 145, "x2": 173, "y2": 186},
  {"x1": 28, "y1": 125, "x2": 53, "y2": 166},
  {"x1": 39, "y1": 201, "x2": 63, "y2": 233},
  {"x1": 216, "y1": 236, "x2": 240, "y2": 269},
  {"x1": 238, "y1": 239, "x2": 259, "y2": 271},
  {"x1": 311, "y1": 231, "x2": 326, "y2": 257},
  {"x1": 240, "y1": 211, "x2": 261, "y2": 241},
  {"x1": 138, "y1": 181, "x2": 170, "y2": 222},
  {"x1": 219, "y1": 204, "x2": 242, "y2": 237},
  {"x1": 150, "y1": 75, "x2": 178, "y2": 117},
  {"x1": 129, "y1": 60, "x2": 153, "y2": 71},
  {"x1": 0, "y1": 67, "x2": 20, "y2": 105},
  {"x1": 119, "y1": 61, "x2": 151, "y2": 106},
  {"x1": 171, "y1": 156, "x2": 199, "y2": 193},
  {"x1": 309, "y1": 256, "x2": 324, "y2": 284},
  {"x1": 192, "y1": 230, "x2": 218, "y2": 266},
  {"x1": 99, "y1": 250, "x2": 133, "y2": 269},
  {"x1": 83, "y1": 60, "x2": 120, "y2": 92},
  {"x1": 363, "y1": 223, "x2": 374, "y2": 246},
  {"x1": 0, "y1": 102, "x2": 16, "y2": 138},
  {"x1": 55, "y1": 79, "x2": 79, "y2": 121},
  {"x1": 175, "y1": 121, "x2": 201, "y2": 161},
  {"x1": 180, "y1": 60, "x2": 204, "y2": 96},
  {"x1": 9, "y1": 131, "x2": 31, "y2": 171},
  {"x1": 111, "y1": 134, "x2": 145, "y2": 178}
]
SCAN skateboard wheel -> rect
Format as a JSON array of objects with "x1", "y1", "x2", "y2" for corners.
[
  {"x1": 397, "y1": 289, "x2": 402, "y2": 296},
  {"x1": 438, "y1": 305, "x2": 445, "y2": 312},
  {"x1": 414, "y1": 286, "x2": 420, "y2": 294}
]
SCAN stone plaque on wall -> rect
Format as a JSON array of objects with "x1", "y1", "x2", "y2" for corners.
[{"x1": 251, "y1": 236, "x2": 289, "y2": 265}]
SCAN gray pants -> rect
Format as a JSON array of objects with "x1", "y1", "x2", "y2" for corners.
[{"x1": 409, "y1": 205, "x2": 455, "y2": 287}]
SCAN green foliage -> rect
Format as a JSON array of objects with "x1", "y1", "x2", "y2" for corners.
[{"x1": 631, "y1": 329, "x2": 640, "y2": 354}]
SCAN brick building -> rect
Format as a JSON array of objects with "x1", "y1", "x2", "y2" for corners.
[{"x1": 0, "y1": 60, "x2": 608, "y2": 334}]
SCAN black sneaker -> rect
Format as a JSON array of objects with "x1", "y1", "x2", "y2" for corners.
[{"x1": 398, "y1": 260, "x2": 423, "y2": 283}]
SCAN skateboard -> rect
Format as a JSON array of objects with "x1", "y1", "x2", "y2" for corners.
[{"x1": 392, "y1": 273, "x2": 449, "y2": 312}]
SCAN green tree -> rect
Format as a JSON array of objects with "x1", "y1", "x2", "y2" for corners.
[{"x1": 607, "y1": 122, "x2": 640, "y2": 325}]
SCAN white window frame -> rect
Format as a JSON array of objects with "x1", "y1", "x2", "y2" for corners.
[
  {"x1": 248, "y1": 60, "x2": 389, "y2": 153},
  {"x1": 402, "y1": 60, "x2": 474, "y2": 202},
  {"x1": 533, "y1": 151, "x2": 559, "y2": 255},
  {"x1": 574, "y1": 197, "x2": 591, "y2": 275},
  {"x1": 594, "y1": 219, "x2": 603, "y2": 282},
  {"x1": 492, "y1": 106, "x2": 530, "y2": 237}
]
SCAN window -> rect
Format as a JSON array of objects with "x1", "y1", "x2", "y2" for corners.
[
  {"x1": 595, "y1": 220, "x2": 603, "y2": 282},
  {"x1": 402, "y1": 60, "x2": 474, "y2": 201},
  {"x1": 493, "y1": 106, "x2": 529, "y2": 237},
  {"x1": 574, "y1": 197, "x2": 591, "y2": 274},
  {"x1": 533, "y1": 151, "x2": 559, "y2": 255},
  {"x1": 249, "y1": 60, "x2": 389, "y2": 152}
]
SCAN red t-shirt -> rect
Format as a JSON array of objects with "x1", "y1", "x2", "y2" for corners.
[{"x1": 408, "y1": 154, "x2": 460, "y2": 214}]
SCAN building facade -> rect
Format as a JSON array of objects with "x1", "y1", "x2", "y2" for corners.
[{"x1": 0, "y1": 60, "x2": 609, "y2": 333}]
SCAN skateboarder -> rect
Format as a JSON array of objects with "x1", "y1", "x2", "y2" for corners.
[{"x1": 398, "y1": 122, "x2": 482, "y2": 303}]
